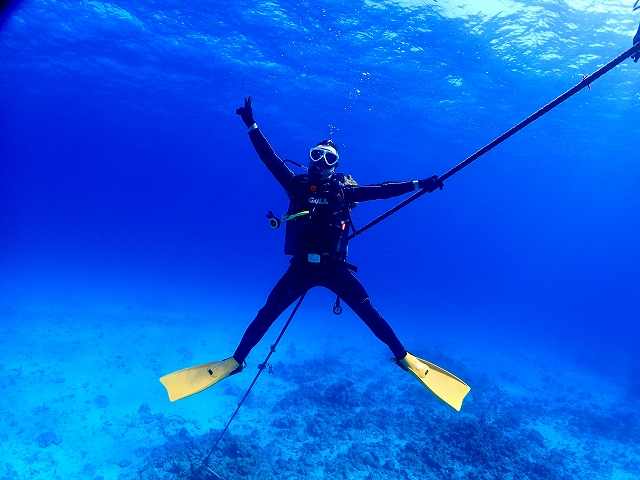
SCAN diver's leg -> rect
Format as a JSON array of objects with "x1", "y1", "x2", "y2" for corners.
[
  {"x1": 159, "y1": 264, "x2": 312, "y2": 401},
  {"x1": 233, "y1": 264, "x2": 312, "y2": 364},
  {"x1": 322, "y1": 267, "x2": 406, "y2": 360}
]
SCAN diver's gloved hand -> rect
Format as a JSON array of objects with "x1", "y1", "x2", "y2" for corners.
[
  {"x1": 236, "y1": 96, "x2": 255, "y2": 127},
  {"x1": 418, "y1": 175, "x2": 444, "y2": 193},
  {"x1": 633, "y1": 23, "x2": 640, "y2": 63}
]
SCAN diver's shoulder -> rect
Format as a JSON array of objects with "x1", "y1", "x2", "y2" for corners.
[
  {"x1": 292, "y1": 173, "x2": 310, "y2": 183},
  {"x1": 331, "y1": 172, "x2": 359, "y2": 187}
]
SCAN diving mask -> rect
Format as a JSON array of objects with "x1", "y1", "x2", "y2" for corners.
[{"x1": 309, "y1": 147, "x2": 339, "y2": 167}]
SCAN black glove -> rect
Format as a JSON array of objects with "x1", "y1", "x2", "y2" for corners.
[
  {"x1": 235, "y1": 96, "x2": 255, "y2": 127},
  {"x1": 418, "y1": 175, "x2": 444, "y2": 193},
  {"x1": 633, "y1": 23, "x2": 640, "y2": 63}
]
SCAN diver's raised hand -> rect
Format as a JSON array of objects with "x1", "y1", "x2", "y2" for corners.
[
  {"x1": 236, "y1": 96, "x2": 256, "y2": 127},
  {"x1": 418, "y1": 175, "x2": 444, "y2": 193}
]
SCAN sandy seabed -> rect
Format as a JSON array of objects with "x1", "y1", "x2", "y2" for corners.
[{"x1": 1, "y1": 288, "x2": 638, "y2": 480}]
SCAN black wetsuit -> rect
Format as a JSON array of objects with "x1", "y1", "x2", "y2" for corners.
[{"x1": 233, "y1": 128, "x2": 418, "y2": 364}]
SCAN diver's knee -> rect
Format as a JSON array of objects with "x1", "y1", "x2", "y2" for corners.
[
  {"x1": 355, "y1": 298, "x2": 377, "y2": 316},
  {"x1": 257, "y1": 296, "x2": 286, "y2": 322}
]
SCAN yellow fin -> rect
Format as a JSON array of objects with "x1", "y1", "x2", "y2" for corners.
[
  {"x1": 159, "y1": 357, "x2": 239, "y2": 402},
  {"x1": 398, "y1": 352, "x2": 471, "y2": 411}
]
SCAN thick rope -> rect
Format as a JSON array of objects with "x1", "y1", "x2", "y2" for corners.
[
  {"x1": 349, "y1": 41, "x2": 640, "y2": 240},
  {"x1": 192, "y1": 292, "x2": 307, "y2": 478}
]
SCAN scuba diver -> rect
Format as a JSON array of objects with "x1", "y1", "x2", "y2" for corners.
[{"x1": 160, "y1": 97, "x2": 471, "y2": 411}]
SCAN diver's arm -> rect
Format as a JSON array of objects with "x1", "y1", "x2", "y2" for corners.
[
  {"x1": 236, "y1": 96, "x2": 294, "y2": 189},
  {"x1": 346, "y1": 182, "x2": 415, "y2": 202},
  {"x1": 345, "y1": 176, "x2": 442, "y2": 203},
  {"x1": 248, "y1": 128, "x2": 295, "y2": 188}
]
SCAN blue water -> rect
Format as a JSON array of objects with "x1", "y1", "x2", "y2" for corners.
[{"x1": 2, "y1": 1, "x2": 640, "y2": 478}]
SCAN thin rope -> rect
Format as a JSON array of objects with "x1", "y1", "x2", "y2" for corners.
[
  {"x1": 193, "y1": 292, "x2": 307, "y2": 478},
  {"x1": 349, "y1": 41, "x2": 640, "y2": 241}
]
